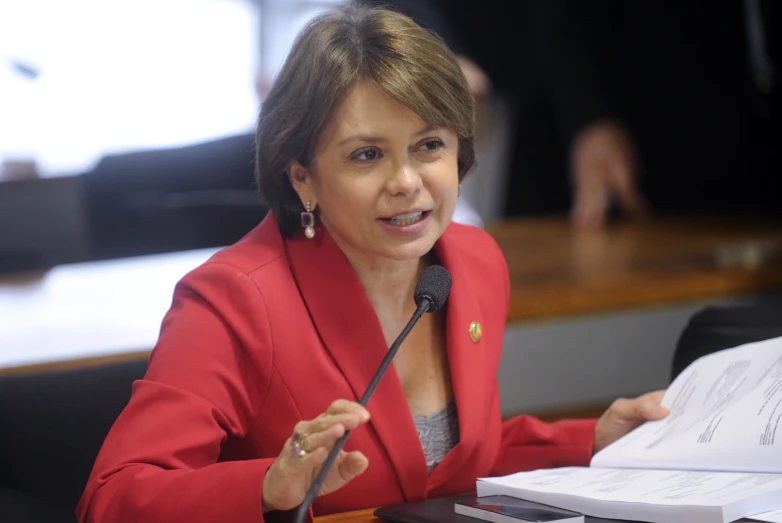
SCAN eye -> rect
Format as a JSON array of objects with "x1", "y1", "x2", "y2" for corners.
[
  {"x1": 419, "y1": 139, "x2": 445, "y2": 152},
  {"x1": 351, "y1": 147, "x2": 382, "y2": 162}
]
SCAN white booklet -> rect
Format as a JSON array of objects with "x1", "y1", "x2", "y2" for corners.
[
  {"x1": 477, "y1": 336, "x2": 782, "y2": 523},
  {"x1": 744, "y1": 509, "x2": 782, "y2": 523}
]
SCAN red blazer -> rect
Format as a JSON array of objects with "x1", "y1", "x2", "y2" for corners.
[{"x1": 77, "y1": 214, "x2": 596, "y2": 523}]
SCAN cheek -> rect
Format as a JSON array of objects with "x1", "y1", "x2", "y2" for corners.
[
  {"x1": 430, "y1": 163, "x2": 460, "y2": 198},
  {"x1": 319, "y1": 179, "x2": 377, "y2": 221}
]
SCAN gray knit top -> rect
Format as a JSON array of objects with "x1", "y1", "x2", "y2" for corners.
[{"x1": 412, "y1": 401, "x2": 460, "y2": 473}]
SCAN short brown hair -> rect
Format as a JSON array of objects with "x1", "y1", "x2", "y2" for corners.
[{"x1": 256, "y1": 4, "x2": 476, "y2": 237}]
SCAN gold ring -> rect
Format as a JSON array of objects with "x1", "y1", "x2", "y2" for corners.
[{"x1": 291, "y1": 432, "x2": 309, "y2": 458}]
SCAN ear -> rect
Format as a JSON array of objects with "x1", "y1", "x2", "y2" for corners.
[{"x1": 288, "y1": 161, "x2": 317, "y2": 209}]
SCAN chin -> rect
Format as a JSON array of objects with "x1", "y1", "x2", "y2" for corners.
[{"x1": 377, "y1": 234, "x2": 441, "y2": 262}]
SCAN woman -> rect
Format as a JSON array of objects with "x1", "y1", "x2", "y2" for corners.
[{"x1": 77, "y1": 5, "x2": 667, "y2": 522}]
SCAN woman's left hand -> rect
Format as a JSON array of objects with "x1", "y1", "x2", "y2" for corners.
[{"x1": 593, "y1": 390, "x2": 669, "y2": 455}]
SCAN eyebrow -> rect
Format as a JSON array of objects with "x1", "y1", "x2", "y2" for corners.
[{"x1": 336, "y1": 124, "x2": 438, "y2": 147}]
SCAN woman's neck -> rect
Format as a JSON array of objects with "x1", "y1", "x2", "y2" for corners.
[
  {"x1": 351, "y1": 255, "x2": 427, "y2": 320},
  {"x1": 335, "y1": 245, "x2": 435, "y2": 346}
]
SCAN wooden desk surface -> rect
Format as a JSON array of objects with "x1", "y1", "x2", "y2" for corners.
[
  {"x1": 487, "y1": 216, "x2": 782, "y2": 322},
  {"x1": 316, "y1": 508, "x2": 378, "y2": 522},
  {"x1": 2, "y1": 215, "x2": 782, "y2": 375}
]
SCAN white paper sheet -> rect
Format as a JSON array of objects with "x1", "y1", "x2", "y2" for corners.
[
  {"x1": 746, "y1": 509, "x2": 782, "y2": 523},
  {"x1": 478, "y1": 467, "x2": 782, "y2": 523},
  {"x1": 592, "y1": 336, "x2": 782, "y2": 473}
]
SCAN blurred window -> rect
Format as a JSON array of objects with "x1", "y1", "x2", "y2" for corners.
[
  {"x1": 0, "y1": 0, "x2": 345, "y2": 179},
  {"x1": 0, "y1": 0, "x2": 260, "y2": 177},
  {"x1": 257, "y1": 0, "x2": 344, "y2": 83}
]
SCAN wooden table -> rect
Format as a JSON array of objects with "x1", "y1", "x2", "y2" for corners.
[
  {"x1": 2, "y1": 215, "x2": 782, "y2": 376},
  {"x1": 488, "y1": 215, "x2": 782, "y2": 322},
  {"x1": 316, "y1": 508, "x2": 378, "y2": 522}
]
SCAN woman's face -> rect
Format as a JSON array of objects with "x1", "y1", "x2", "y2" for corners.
[{"x1": 290, "y1": 81, "x2": 460, "y2": 265}]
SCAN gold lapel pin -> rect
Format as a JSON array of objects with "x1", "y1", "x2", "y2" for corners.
[{"x1": 469, "y1": 321, "x2": 482, "y2": 343}]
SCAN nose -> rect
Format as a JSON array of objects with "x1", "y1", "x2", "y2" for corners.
[{"x1": 387, "y1": 161, "x2": 422, "y2": 197}]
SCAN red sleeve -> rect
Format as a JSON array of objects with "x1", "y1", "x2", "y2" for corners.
[
  {"x1": 76, "y1": 263, "x2": 300, "y2": 523},
  {"x1": 488, "y1": 223, "x2": 597, "y2": 477},
  {"x1": 491, "y1": 414, "x2": 598, "y2": 477}
]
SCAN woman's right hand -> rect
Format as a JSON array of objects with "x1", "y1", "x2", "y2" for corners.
[{"x1": 261, "y1": 399, "x2": 371, "y2": 513}]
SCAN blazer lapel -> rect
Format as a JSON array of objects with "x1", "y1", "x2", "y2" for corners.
[
  {"x1": 285, "y1": 225, "x2": 428, "y2": 501},
  {"x1": 284, "y1": 222, "x2": 487, "y2": 497},
  {"x1": 428, "y1": 226, "x2": 488, "y2": 489}
]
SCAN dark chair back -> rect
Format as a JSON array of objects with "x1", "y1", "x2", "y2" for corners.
[
  {"x1": 81, "y1": 133, "x2": 266, "y2": 260},
  {"x1": 672, "y1": 296, "x2": 782, "y2": 381},
  {"x1": 0, "y1": 359, "x2": 148, "y2": 522}
]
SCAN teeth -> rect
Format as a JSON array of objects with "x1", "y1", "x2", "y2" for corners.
[{"x1": 387, "y1": 212, "x2": 423, "y2": 226}]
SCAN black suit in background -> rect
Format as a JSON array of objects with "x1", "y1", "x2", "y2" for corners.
[
  {"x1": 363, "y1": 0, "x2": 782, "y2": 219},
  {"x1": 597, "y1": 1, "x2": 782, "y2": 216},
  {"x1": 81, "y1": 132, "x2": 266, "y2": 261}
]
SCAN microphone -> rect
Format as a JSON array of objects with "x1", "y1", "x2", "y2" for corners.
[{"x1": 293, "y1": 265, "x2": 452, "y2": 523}]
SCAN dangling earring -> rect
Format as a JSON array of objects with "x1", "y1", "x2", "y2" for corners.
[{"x1": 301, "y1": 201, "x2": 315, "y2": 239}]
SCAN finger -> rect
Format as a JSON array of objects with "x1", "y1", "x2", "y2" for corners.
[
  {"x1": 640, "y1": 390, "x2": 669, "y2": 419},
  {"x1": 645, "y1": 389, "x2": 666, "y2": 402},
  {"x1": 294, "y1": 413, "x2": 355, "y2": 438},
  {"x1": 326, "y1": 400, "x2": 370, "y2": 420},
  {"x1": 293, "y1": 420, "x2": 311, "y2": 438},
  {"x1": 299, "y1": 422, "x2": 348, "y2": 454},
  {"x1": 572, "y1": 206, "x2": 605, "y2": 230},
  {"x1": 336, "y1": 450, "x2": 369, "y2": 483},
  {"x1": 608, "y1": 162, "x2": 648, "y2": 217},
  {"x1": 611, "y1": 393, "x2": 667, "y2": 423},
  {"x1": 456, "y1": 55, "x2": 493, "y2": 97},
  {"x1": 281, "y1": 436, "x2": 328, "y2": 469},
  {"x1": 608, "y1": 397, "x2": 634, "y2": 420},
  {"x1": 296, "y1": 446, "x2": 329, "y2": 473},
  {"x1": 300, "y1": 411, "x2": 368, "y2": 437},
  {"x1": 572, "y1": 173, "x2": 608, "y2": 230}
]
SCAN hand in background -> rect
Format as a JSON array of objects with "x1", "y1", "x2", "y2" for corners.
[
  {"x1": 455, "y1": 55, "x2": 492, "y2": 98},
  {"x1": 455, "y1": 54, "x2": 494, "y2": 147},
  {"x1": 592, "y1": 390, "x2": 669, "y2": 455},
  {"x1": 262, "y1": 400, "x2": 370, "y2": 513},
  {"x1": 570, "y1": 120, "x2": 648, "y2": 229}
]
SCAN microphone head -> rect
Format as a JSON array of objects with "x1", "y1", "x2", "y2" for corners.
[{"x1": 414, "y1": 265, "x2": 452, "y2": 312}]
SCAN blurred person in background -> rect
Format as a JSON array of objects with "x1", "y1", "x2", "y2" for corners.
[
  {"x1": 369, "y1": 0, "x2": 782, "y2": 228},
  {"x1": 592, "y1": 1, "x2": 781, "y2": 219},
  {"x1": 366, "y1": 0, "x2": 645, "y2": 229}
]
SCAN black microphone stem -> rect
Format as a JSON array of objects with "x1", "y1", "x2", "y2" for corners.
[
  {"x1": 357, "y1": 300, "x2": 429, "y2": 407},
  {"x1": 293, "y1": 299, "x2": 431, "y2": 523}
]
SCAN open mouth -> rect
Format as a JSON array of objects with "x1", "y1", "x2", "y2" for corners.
[{"x1": 379, "y1": 210, "x2": 430, "y2": 226}]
